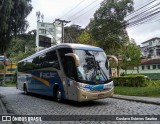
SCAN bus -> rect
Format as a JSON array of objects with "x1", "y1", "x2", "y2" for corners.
[{"x1": 17, "y1": 43, "x2": 114, "y2": 102}]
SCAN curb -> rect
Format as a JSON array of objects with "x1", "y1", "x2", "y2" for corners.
[
  {"x1": 0, "y1": 94, "x2": 16, "y2": 115},
  {"x1": 111, "y1": 95, "x2": 160, "y2": 105},
  {"x1": 0, "y1": 99, "x2": 7, "y2": 115},
  {"x1": 0, "y1": 95, "x2": 13, "y2": 124}
]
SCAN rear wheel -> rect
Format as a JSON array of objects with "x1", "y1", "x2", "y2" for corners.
[
  {"x1": 56, "y1": 88, "x2": 63, "y2": 102},
  {"x1": 24, "y1": 84, "x2": 28, "y2": 95}
]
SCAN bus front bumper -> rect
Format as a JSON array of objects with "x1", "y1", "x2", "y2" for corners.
[{"x1": 77, "y1": 88, "x2": 114, "y2": 102}]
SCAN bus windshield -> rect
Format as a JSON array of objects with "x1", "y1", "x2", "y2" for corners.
[{"x1": 74, "y1": 49, "x2": 111, "y2": 84}]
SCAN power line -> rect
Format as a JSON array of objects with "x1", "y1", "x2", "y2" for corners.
[
  {"x1": 126, "y1": 2, "x2": 160, "y2": 21},
  {"x1": 70, "y1": 2, "x2": 100, "y2": 21},
  {"x1": 60, "y1": 0, "x2": 86, "y2": 19},
  {"x1": 54, "y1": 19, "x2": 71, "y2": 43},
  {"x1": 126, "y1": 0, "x2": 157, "y2": 17},
  {"x1": 68, "y1": 0, "x2": 99, "y2": 20},
  {"x1": 70, "y1": 0, "x2": 158, "y2": 25},
  {"x1": 128, "y1": 10, "x2": 160, "y2": 28},
  {"x1": 127, "y1": 5, "x2": 160, "y2": 27}
]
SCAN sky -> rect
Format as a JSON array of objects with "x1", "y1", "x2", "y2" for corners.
[{"x1": 27, "y1": 0, "x2": 160, "y2": 45}]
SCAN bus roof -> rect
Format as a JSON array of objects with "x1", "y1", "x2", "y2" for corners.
[
  {"x1": 19, "y1": 43, "x2": 104, "y2": 63},
  {"x1": 57, "y1": 43, "x2": 103, "y2": 51}
]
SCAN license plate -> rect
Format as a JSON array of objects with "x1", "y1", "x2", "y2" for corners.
[{"x1": 98, "y1": 94, "x2": 104, "y2": 97}]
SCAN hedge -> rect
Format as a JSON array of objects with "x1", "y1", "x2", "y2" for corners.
[{"x1": 113, "y1": 75, "x2": 148, "y2": 87}]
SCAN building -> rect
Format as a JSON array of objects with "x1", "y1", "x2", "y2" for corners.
[
  {"x1": 120, "y1": 58, "x2": 160, "y2": 79},
  {"x1": 36, "y1": 21, "x2": 62, "y2": 51},
  {"x1": 141, "y1": 37, "x2": 160, "y2": 58},
  {"x1": 0, "y1": 56, "x2": 17, "y2": 81}
]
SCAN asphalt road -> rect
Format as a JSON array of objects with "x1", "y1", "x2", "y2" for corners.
[{"x1": 0, "y1": 87, "x2": 160, "y2": 124}]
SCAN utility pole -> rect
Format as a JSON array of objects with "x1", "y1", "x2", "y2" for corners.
[
  {"x1": 55, "y1": 19, "x2": 70, "y2": 43},
  {"x1": 36, "y1": 11, "x2": 41, "y2": 51},
  {"x1": 3, "y1": 53, "x2": 6, "y2": 85}
]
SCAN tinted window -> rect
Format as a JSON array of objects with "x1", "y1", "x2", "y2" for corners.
[
  {"x1": 45, "y1": 50, "x2": 60, "y2": 69},
  {"x1": 58, "y1": 48, "x2": 76, "y2": 79},
  {"x1": 33, "y1": 50, "x2": 60, "y2": 70},
  {"x1": 18, "y1": 50, "x2": 60, "y2": 71},
  {"x1": 142, "y1": 66, "x2": 144, "y2": 70}
]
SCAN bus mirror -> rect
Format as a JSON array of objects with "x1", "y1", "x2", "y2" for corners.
[{"x1": 65, "y1": 53, "x2": 80, "y2": 67}]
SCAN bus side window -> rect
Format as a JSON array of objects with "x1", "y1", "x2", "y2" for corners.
[
  {"x1": 32, "y1": 50, "x2": 60, "y2": 70},
  {"x1": 45, "y1": 50, "x2": 60, "y2": 70}
]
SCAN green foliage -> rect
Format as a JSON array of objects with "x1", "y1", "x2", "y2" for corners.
[
  {"x1": 88, "y1": 0, "x2": 133, "y2": 54},
  {"x1": 113, "y1": 75, "x2": 148, "y2": 87},
  {"x1": 114, "y1": 80, "x2": 160, "y2": 97},
  {"x1": 120, "y1": 40, "x2": 141, "y2": 72},
  {"x1": 4, "y1": 81, "x2": 16, "y2": 87},
  {"x1": 6, "y1": 33, "x2": 36, "y2": 62},
  {"x1": 114, "y1": 86, "x2": 160, "y2": 97},
  {"x1": 77, "y1": 30, "x2": 97, "y2": 45},
  {"x1": 64, "y1": 25, "x2": 84, "y2": 43},
  {"x1": 0, "y1": 0, "x2": 32, "y2": 53},
  {"x1": 0, "y1": 64, "x2": 4, "y2": 69},
  {"x1": 147, "y1": 80, "x2": 160, "y2": 87}
]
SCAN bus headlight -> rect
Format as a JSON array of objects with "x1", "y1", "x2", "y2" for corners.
[
  {"x1": 81, "y1": 88, "x2": 91, "y2": 92},
  {"x1": 78, "y1": 83, "x2": 91, "y2": 92},
  {"x1": 104, "y1": 81, "x2": 114, "y2": 89}
]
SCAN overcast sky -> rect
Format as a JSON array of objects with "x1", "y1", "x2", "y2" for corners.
[{"x1": 27, "y1": 0, "x2": 160, "y2": 45}]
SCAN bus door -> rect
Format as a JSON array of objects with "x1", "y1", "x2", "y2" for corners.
[
  {"x1": 64, "y1": 56, "x2": 78, "y2": 100},
  {"x1": 58, "y1": 48, "x2": 78, "y2": 100}
]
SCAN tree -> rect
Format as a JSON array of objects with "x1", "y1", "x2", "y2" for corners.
[
  {"x1": 64, "y1": 25, "x2": 84, "y2": 43},
  {"x1": 0, "y1": 0, "x2": 32, "y2": 54},
  {"x1": 6, "y1": 32, "x2": 36, "y2": 62},
  {"x1": 77, "y1": 30, "x2": 97, "y2": 46},
  {"x1": 88, "y1": 0, "x2": 133, "y2": 54},
  {"x1": 120, "y1": 39, "x2": 141, "y2": 74}
]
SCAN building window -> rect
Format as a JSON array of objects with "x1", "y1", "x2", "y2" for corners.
[
  {"x1": 41, "y1": 23, "x2": 45, "y2": 27},
  {"x1": 142, "y1": 66, "x2": 144, "y2": 70},
  {"x1": 156, "y1": 49, "x2": 160, "y2": 56},
  {"x1": 149, "y1": 41, "x2": 152, "y2": 46},
  {"x1": 152, "y1": 65, "x2": 156, "y2": 70},
  {"x1": 39, "y1": 29, "x2": 46, "y2": 34},
  {"x1": 158, "y1": 65, "x2": 160, "y2": 69},
  {"x1": 147, "y1": 65, "x2": 150, "y2": 70}
]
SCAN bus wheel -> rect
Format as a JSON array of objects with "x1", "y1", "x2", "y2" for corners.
[
  {"x1": 56, "y1": 88, "x2": 63, "y2": 102},
  {"x1": 24, "y1": 84, "x2": 28, "y2": 95}
]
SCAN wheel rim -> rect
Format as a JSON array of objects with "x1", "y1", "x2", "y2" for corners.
[
  {"x1": 57, "y1": 90, "x2": 61, "y2": 101},
  {"x1": 24, "y1": 86, "x2": 27, "y2": 94}
]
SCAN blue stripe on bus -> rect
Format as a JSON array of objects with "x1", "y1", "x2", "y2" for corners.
[{"x1": 25, "y1": 70, "x2": 65, "y2": 98}]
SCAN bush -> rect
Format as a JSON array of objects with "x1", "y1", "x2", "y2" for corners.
[
  {"x1": 5, "y1": 81, "x2": 16, "y2": 84},
  {"x1": 113, "y1": 75, "x2": 148, "y2": 87},
  {"x1": 148, "y1": 80, "x2": 160, "y2": 87}
]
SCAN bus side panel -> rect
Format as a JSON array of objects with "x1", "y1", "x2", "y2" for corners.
[{"x1": 25, "y1": 69, "x2": 65, "y2": 98}]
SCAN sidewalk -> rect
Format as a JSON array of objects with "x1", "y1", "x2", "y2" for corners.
[
  {"x1": 112, "y1": 94, "x2": 160, "y2": 105},
  {"x1": 0, "y1": 99, "x2": 12, "y2": 124},
  {"x1": 0, "y1": 98, "x2": 7, "y2": 115}
]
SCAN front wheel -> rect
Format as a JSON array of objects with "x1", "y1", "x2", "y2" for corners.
[{"x1": 56, "y1": 88, "x2": 63, "y2": 102}]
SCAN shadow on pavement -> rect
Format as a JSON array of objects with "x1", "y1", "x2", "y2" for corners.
[{"x1": 19, "y1": 92, "x2": 109, "y2": 107}]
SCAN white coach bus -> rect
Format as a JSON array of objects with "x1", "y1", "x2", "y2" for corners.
[{"x1": 17, "y1": 43, "x2": 114, "y2": 102}]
